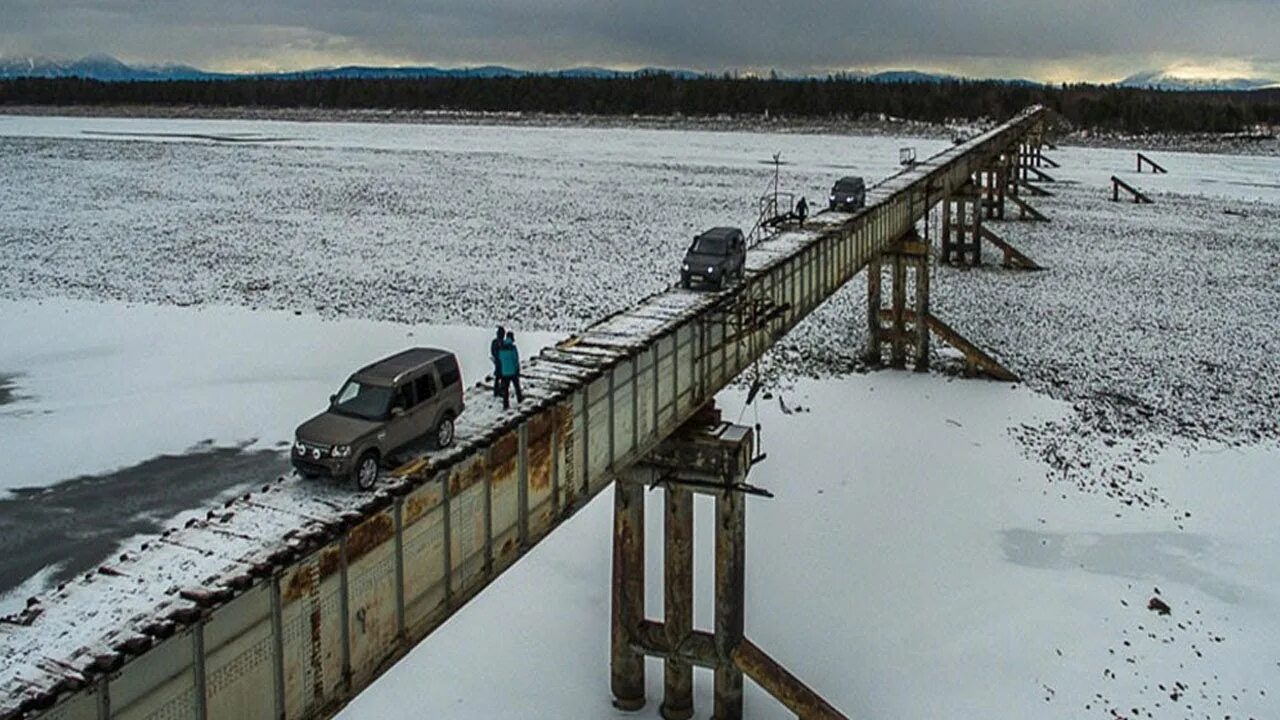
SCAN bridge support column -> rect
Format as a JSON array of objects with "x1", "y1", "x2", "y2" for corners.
[
  {"x1": 611, "y1": 475, "x2": 646, "y2": 711},
  {"x1": 612, "y1": 413, "x2": 850, "y2": 720},
  {"x1": 940, "y1": 181, "x2": 983, "y2": 266},
  {"x1": 866, "y1": 229, "x2": 930, "y2": 371},
  {"x1": 979, "y1": 165, "x2": 1006, "y2": 221},
  {"x1": 661, "y1": 484, "x2": 694, "y2": 720},
  {"x1": 864, "y1": 255, "x2": 882, "y2": 365}
]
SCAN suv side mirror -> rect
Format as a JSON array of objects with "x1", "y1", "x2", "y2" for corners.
[{"x1": 329, "y1": 394, "x2": 337, "y2": 405}]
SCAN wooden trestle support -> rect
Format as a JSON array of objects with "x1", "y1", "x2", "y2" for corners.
[
  {"x1": 865, "y1": 134, "x2": 1067, "y2": 380},
  {"x1": 611, "y1": 414, "x2": 848, "y2": 720},
  {"x1": 940, "y1": 148, "x2": 1048, "y2": 270}
]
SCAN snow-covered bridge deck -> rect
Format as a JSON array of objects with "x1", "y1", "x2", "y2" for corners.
[{"x1": 1, "y1": 106, "x2": 1049, "y2": 720}]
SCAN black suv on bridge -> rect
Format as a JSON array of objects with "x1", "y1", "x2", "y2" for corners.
[
  {"x1": 680, "y1": 227, "x2": 746, "y2": 290},
  {"x1": 828, "y1": 176, "x2": 866, "y2": 212}
]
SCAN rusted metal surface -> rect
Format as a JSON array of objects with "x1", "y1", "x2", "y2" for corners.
[
  {"x1": 633, "y1": 620, "x2": 719, "y2": 669},
  {"x1": 640, "y1": 422, "x2": 751, "y2": 484},
  {"x1": 714, "y1": 483, "x2": 746, "y2": 720},
  {"x1": 344, "y1": 511, "x2": 394, "y2": 566},
  {"x1": 402, "y1": 481, "x2": 442, "y2": 526},
  {"x1": 732, "y1": 639, "x2": 849, "y2": 720},
  {"x1": 610, "y1": 477, "x2": 646, "y2": 711},
  {"x1": 662, "y1": 485, "x2": 694, "y2": 720}
]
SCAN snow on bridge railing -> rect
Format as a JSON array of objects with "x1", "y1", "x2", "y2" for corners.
[{"x1": 2, "y1": 104, "x2": 1049, "y2": 720}]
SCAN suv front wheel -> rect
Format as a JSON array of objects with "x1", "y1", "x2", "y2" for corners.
[{"x1": 354, "y1": 451, "x2": 380, "y2": 491}]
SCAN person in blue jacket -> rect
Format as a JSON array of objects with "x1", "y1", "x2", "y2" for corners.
[{"x1": 497, "y1": 331, "x2": 524, "y2": 409}]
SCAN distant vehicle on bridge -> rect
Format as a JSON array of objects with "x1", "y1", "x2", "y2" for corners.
[
  {"x1": 292, "y1": 348, "x2": 465, "y2": 490},
  {"x1": 681, "y1": 226, "x2": 746, "y2": 290},
  {"x1": 828, "y1": 176, "x2": 866, "y2": 211}
]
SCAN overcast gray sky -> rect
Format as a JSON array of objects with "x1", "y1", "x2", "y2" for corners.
[{"x1": 2, "y1": 0, "x2": 1279, "y2": 81}]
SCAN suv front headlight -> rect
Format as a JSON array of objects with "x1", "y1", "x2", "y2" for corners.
[
  {"x1": 331, "y1": 445, "x2": 352, "y2": 458},
  {"x1": 682, "y1": 262, "x2": 690, "y2": 271},
  {"x1": 293, "y1": 441, "x2": 306, "y2": 455},
  {"x1": 706, "y1": 266, "x2": 715, "y2": 274}
]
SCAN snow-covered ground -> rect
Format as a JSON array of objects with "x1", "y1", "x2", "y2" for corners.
[
  {"x1": 0, "y1": 114, "x2": 1277, "y2": 717},
  {"x1": 0, "y1": 297, "x2": 556, "y2": 605},
  {"x1": 0, "y1": 114, "x2": 949, "y2": 331}
]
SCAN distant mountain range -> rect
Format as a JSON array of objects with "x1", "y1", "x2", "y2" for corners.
[
  {"x1": 1118, "y1": 70, "x2": 1279, "y2": 92},
  {"x1": 1, "y1": 55, "x2": 1276, "y2": 91},
  {"x1": 0, "y1": 55, "x2": 961, "y2": 84}
]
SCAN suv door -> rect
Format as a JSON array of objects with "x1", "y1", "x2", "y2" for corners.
[
  {"x1": 385, "y1": 381, "x2": 418, "y2": 450},
  {"x1": 734, "y1": 234, "x2": 746, "y2": 275},
  {"x1": 412, "y1": 371, "x2": 442, "y2": 441}
]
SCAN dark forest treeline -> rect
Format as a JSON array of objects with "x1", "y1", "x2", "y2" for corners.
[{"x1": 3, "y1": 74, "x2": 1279, "y2": 134}]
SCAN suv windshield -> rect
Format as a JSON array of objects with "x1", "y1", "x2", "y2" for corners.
[
  {"x1": 331, "y1": 380, "x2": 393, "y2": 421},
  {"x1": 691, "y1": 235, "x2": 729, "y2": 255},
  {"x1": 835, "y1": 182, "x2": 861, "y2": 193}
]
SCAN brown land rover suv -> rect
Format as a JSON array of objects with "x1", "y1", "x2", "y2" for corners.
[{"x1": 292, "y1": 348, "x2": 465, "y2": 490}]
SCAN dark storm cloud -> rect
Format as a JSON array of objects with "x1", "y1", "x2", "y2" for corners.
[{"x1": 2, "y1": 0, "x2": 1279, "y2": 79}]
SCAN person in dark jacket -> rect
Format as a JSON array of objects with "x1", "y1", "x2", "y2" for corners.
[
  {"x1": 497, "y1": 331, "x2": 524, "y2": 409},
  {"x1": 795, "y1": 196, "x2": 808, "y2": 226},
  {"x1": 490, "y1": 325, "x2": 505, "y2": 397}
]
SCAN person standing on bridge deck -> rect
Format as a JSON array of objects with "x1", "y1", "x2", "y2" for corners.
[
  {"x1": 490, "y1": 325, "x2": 505, "y2": 398},
  {"x1": 795, "y1": 196, "x2": 809, "y2": 226},
  {"x1": 498, "y1": 331, "x2": 524, "y2": 410}
]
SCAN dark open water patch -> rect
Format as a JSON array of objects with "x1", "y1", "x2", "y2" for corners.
[
  {"x1": 0, "y1": 444, "x2": 288, "y2": 597},
  {"x1": 0, "y1": 373, "x2": 23, "y2": 407}
]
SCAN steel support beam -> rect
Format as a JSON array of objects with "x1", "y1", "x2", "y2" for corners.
[
  {"x1": 661, "y1": 485, "x2": 694, "y2": 720},
  {"x1": 713, "y1": 481, "x2": 746, "y2": 720},
  {"x1": 611, "y1": 474, "x2": 646, "y2": 711}
]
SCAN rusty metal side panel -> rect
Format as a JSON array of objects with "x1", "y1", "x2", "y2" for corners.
[
  {"x1": 525, "y1": 405, "x2": 563, "y2": 536},
  {"x1": 346, "y1": 510, "x2": 399, "y2": 688},
  {"x1": 633, "y1": 350, "x2": 656, "y2": 457},
  {"x1": 279, "y1": 550, "x2": 343, "y2": 720},
  {"x1": 489, "y1": 430, "x2": 520, "y2": 565},
  {"x1": 449, "y1": 477, "x2": 486, "y2": 595},
  {"x1": 401, "y1": 487, "x2": 446, "y2": 632},
  {"x1": 30, "y1": 688, "x2": 97, "y2": 720},
  {"x1": 109, "y1": 630, "x2": 195, "y2": 720},
  {"x1": 402, "y1": 475, "x2": 443, "y2": 526},
  {"x1": 203, "y1": 583, "x2": 274, "y2": 720},
  {"x1": 586, "y1": 376, "x2": 611, "y2": 491},
  {"x1": 656, "y1": 336, "x2": 676, "y2": 428},
  {"x1": 557, "y1": 393, "x2": 583, "y2": 511},
  {"x1": 705, "y1": 318, "x2": 727, "y2": 390},
  {"x1": 612, "y1": 359, "x2": 635, "y2": 464},
  {"x1": 446, "y1": 453, "x2": 487, "y2": 500},
  {"x1": 673, "y1": 324, "x2": 696, "y2": 418}
]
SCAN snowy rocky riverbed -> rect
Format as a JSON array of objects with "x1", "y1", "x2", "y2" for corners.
[
  {"x1": 765, "y1": 151, "x2": 1280, "y2": 516},
  {"x1": 1, "y1": 116, "x2": 1277, "y2": 517}
]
